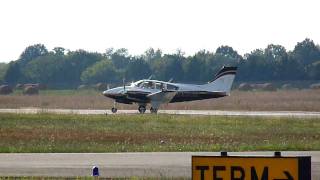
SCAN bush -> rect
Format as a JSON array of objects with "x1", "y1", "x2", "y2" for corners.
[
  {"x1": 261, "y1": 83, "x2": 277, "y2": 91},
  {"x1": 250, "y1": 83, "x2": 276, "y2": 91},
  {"x1": 23, "y1": 86, "x2": 39, "y2": 95},
  {"x1": 310, "y1": 83, "x2": 320, "y2": 89},
  {"x1": 0, "y1": 85, "x2": 13, "y2": 95},
  {"x1": 15, "y1": 83, "x2": 23, "y2": 89},
  {"x1": 282, "y1": 84, "x2": 294, "y2": 90},
  {"x1": 238, "y1": 83, "x2": 252, "y2": 91}
]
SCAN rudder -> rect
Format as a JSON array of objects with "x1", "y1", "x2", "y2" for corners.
[{"x1": 200, "y1": 66, "x2": 237, "y2": 93}]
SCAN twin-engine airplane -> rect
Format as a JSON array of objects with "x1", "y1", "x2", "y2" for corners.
[{"x1": 103, "y1": 66, "x2": 237, "y2": 113}]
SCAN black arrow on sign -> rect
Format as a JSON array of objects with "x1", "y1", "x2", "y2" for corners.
[{"x1": 273, "y1": 171, "x2": 294, "y2": 180}]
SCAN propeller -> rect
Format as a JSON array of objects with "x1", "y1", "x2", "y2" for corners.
[{"x1": 122, "y1": 77, "x2": 126, "y2": 91}]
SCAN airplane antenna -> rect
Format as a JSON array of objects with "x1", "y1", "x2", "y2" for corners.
[
  {"x1": 168, "y1": 78, "x2": 173, "y2": 83},
  {"x1": 148, "y1": 75, "x2": 153, "y2": 80}
]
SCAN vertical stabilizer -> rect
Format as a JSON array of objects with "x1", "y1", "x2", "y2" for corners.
[{"x1": 200, "y1": 66, "x2": 237, "y2": 94}]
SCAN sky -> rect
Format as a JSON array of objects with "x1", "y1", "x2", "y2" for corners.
[{"x1": 0, "y1": 0, "x2": 319, "y2": 62}]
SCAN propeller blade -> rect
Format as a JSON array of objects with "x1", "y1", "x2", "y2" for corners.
[{"x1": 122, "y1": 77, "x2": 126, "y2": 91}]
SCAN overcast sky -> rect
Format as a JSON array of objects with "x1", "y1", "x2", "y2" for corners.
[{"x1": 0, "y1": 0, "x2": 319, "y2": 62}]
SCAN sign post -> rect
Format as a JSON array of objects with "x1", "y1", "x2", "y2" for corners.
[{"x1": 192, "y1": 153, "x2": 311, "y2": 180}]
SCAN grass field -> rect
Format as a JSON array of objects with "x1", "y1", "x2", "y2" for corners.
[
  {"x1": 1, "y1": 89, "x2": 320, "y2": 111},
  {"x1": 0, "y1": 113, "x2": 319, "y2": 153}
]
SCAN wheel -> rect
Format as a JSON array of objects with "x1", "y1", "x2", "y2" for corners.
[
  {"x1": 150, "y1": 107, "x2": 158, "y2": 114},
  {"x1": 111, "y1": 107, "x2": 117, "y2": 113},
  {"x1": 138, "y1": 105, "x2": 146, "y2": 114}
]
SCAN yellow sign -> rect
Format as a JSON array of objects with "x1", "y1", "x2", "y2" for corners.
[{"x1": 192, "y1": 156, "x2": 311, "y2": 180}]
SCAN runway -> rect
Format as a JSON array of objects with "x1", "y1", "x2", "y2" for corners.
[
  {"x1": 0, "y1": 152, "x2": 319, "y2": 178},
  {"x1": 1, "y1": 108, "x2": 320, "y2": 118}
]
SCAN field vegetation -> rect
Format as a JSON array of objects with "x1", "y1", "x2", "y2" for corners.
[
  {"x1": 0, "y1": 89, "x2": 319, "y2": 111},
  {"x1": 0, "y1": 113, "x2": 319, "y2": 153}
]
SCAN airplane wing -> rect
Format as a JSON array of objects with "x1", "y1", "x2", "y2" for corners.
[{"x1": 147, "y1": 90, "x2": 177, "y2": 109}]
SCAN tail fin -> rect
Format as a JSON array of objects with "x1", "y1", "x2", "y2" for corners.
[{"x1": 200, "y1": 66, "x2": 237, "y2": 94}]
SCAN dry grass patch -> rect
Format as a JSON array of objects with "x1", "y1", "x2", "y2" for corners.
[{"x1": 0, "y1": 89, "x2": 320, "y2": 111}]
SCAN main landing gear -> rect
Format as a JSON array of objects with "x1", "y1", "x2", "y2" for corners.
[
  {"x1": 110, "y1": 102, "x2": 158, "y2": 114},
  {"x1": 138, "y1": 105, "x2": 146, "y2": 114},
  {"x1": 150, "y1": 107, "x2": 158, "y2": 114},
  {"x1": 111, "y1": 107, "x2": 117, "y2": 113},
  {"x1": 138, "y1": 105, "x2": 157, "y2": 114}
]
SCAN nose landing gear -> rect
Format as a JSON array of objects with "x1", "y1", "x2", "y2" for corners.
[{"x1": 111, "y1": 101, "x2": 117, "y2": 113}]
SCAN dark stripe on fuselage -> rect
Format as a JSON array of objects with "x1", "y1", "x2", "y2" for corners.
[
  {"x1": 105, "y1": 91, "x2": 227, "y2": 104},
  {"x1": 170, "y1": 91, "x2": 227, "y2": 103}
]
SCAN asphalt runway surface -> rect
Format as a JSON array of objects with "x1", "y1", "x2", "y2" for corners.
[
  {"x1": 0, "y1": 152, "x2": 319, "y2": 178},
  {"x1": 1, "y1": 108, "x2": 320, "y2": 118}
]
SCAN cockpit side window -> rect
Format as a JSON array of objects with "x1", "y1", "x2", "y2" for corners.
[
  {"x1": 155, "y1": 82, "x2": 163, "y2": 89},
  {"x1": 137, "y1": 81, "x2": 177, "y2": 90},
  {"x1": 142, "y1": 82, "x2": 149, "y2": 88},
  {"x1": 147, "y1": 81, "x2": 154, "y2": 89}
]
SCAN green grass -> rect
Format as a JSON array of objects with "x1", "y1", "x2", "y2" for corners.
[{"x1": 0, "y1": 113, "x2": 319, "y2": 153}]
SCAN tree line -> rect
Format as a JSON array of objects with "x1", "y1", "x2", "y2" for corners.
[{"x1": 1, "y1": 38, "x2": 320, "y2": 88}]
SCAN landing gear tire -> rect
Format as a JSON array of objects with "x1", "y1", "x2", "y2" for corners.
[
  {"x1": 111, "y1": 107, "x2": 117, "y2": 113},
  {"x1": 138, "y1": 105, "x2": 146, "y2": 114},
  {"x1": 150, "y1": 107, "x2": 158, "y2": 114}
]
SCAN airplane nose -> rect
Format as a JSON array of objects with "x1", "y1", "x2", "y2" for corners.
[
  {"x1": 102, "y1": 88, "x2": 121, "y2": 97},
  {"x1": 102, "y1": 90, "x2": 109, "y2": 96},
  {"x1": 103, "y1": 89, "x2": 113, "y2": 96}
]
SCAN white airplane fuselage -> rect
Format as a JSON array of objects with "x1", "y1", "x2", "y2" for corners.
[{"x1": 102, "y1": 66, "x2": 237, "y2": 113}]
